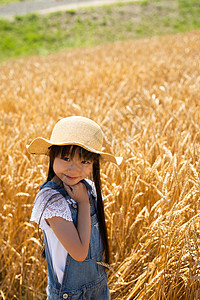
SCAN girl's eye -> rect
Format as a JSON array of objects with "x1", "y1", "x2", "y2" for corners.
[
  {"x1": 63, "y1": 157, "x2": 70, "y2": 162},
  {"x1": 81, "y1": 160, "x2": 91, "y2": 165}
]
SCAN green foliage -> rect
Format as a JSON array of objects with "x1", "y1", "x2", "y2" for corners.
[
  {"x1": 0, "y1": 0, "x2": 29, "y2": 4},
  {"x1": 0, "y1": 0, "x2": 200, "y2": 61}
]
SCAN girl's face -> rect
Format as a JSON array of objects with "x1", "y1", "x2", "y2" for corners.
[{"x1": 53, "y1": 149, "x2": 93, "y2": 186}]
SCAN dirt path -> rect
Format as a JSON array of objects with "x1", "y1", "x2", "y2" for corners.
[{"x1": 0, "y1": 0, "x2": 132, "y2": 19}]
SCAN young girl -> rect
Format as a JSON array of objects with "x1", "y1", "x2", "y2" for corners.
[{"x1": 27, "y1": 116, "x2": 122, "y2": 300}]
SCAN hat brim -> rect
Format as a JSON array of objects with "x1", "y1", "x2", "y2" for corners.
[{"x1": 26, "y1": 137, "x2": 123, "y2": 165}]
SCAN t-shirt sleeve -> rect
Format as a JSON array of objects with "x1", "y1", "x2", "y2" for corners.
[{"x1": 30, "y1": 187, "x2": 73, "y2": 230}]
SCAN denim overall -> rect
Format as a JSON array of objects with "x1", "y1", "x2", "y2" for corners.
[{"x1": 40, "y1": 180, "x2": 111, "y2": 300}]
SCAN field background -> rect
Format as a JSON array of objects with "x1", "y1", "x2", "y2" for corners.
[
  {"x1": 1, "y1": 0, "x2": 200, "y2": 299},
  {"x1": 1, "y1": 0, "x2": 200, "y2": 61}
]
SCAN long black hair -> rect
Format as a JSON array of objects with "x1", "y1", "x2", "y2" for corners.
[{"x1": 42, "y1": 145, "x2": 110, "y2": 264}]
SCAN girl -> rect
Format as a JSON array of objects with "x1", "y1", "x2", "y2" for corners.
[{"x1": 27, "y1": 116, "x2": 122, "y2": 300}]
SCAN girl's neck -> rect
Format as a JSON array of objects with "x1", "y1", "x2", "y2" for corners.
[{"x1": 51, "y1": 175, "x2": 64, "y2": 188}]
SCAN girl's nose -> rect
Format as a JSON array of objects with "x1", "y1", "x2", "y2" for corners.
[{"x1": 68, "y1": 162, "x2": 78, "y2": 172}]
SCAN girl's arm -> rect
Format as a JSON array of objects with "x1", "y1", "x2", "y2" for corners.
[{"x1": 46, "y1": 181, "x2": 91, "y2": 262}]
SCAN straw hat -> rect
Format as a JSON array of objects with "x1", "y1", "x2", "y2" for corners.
[{"x1": 26, "y1": 116, "x2": 122, "y2": 165}]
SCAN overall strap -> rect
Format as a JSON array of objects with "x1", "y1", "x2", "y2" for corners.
[
  {"x1": 40, "y1": 180, "x2": 70, "y2": 199},
  {"x1": 43, "y1": 230, "x2": 61, "y2": 289}
]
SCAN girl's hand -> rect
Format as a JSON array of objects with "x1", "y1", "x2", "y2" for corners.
[{"x1": 63, "y1": 181, "x2": 89, "y2": 204}]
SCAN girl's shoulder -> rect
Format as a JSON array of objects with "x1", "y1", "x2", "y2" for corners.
[
  {"x1": 30, "y1": 186, "x2": 73, "y2": 229},
  {"x1": 34, "y1": 186, "x2": 62, "y2": 206},
  {"x1": 84, "y1": 179, "x2": 97, "y2": 199}
]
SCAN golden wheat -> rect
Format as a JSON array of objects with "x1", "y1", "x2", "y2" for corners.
[{"x1": 0, "y1": 30, "x2": 200, "y2": 299}]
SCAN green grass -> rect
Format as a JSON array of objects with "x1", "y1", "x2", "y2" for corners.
[
  {"x1": 0, "y1": 0, "x2": 200, "y2": 62},
  {"x1": 0, "y1": 0, "x2": 34, "y2": 4}
]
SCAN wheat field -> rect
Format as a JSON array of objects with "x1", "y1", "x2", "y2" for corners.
[{"x1": 0, "y1": 30, "x2": 200, "y2": 299}]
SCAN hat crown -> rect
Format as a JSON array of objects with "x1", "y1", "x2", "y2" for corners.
[{"x1": 50, "y1": 116, "x2": 103, "y2": 152}]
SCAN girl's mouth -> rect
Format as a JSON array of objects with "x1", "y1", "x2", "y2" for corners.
[{"x1": 64, "y1": 175, "x2": 79, "y2": 180}]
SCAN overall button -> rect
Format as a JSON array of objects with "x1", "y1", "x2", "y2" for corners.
[{"x1": 63, "y1": 294, "x2": 68, "y2": 299}]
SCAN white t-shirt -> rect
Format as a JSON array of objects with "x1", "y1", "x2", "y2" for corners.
[{"x1": 30, "y1": 179, "x2": 96, "y2": 284}]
